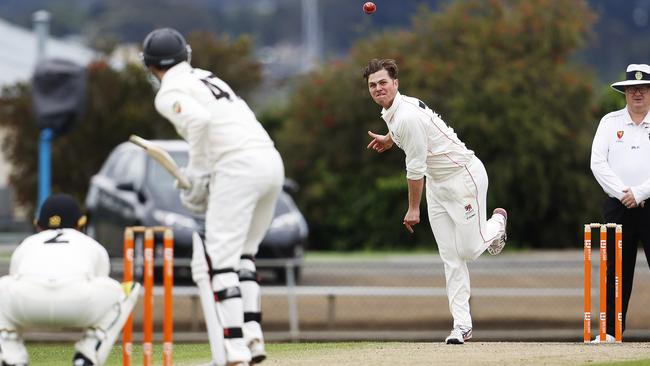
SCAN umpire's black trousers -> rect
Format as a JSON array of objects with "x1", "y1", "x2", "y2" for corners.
[{"x1": 604, "y1": 197, "x2": 650, "y2": 335}]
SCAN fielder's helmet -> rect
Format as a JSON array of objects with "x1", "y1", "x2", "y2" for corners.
[
  {"x1": 142, "y1": 28, "x2": 191, "y2": 69},
  {"x1": 37, "y1": 194, "x2": 86, "y2": 229}
]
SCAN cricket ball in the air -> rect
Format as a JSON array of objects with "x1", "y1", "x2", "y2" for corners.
[{"x1": 363, "y1": 2, "x2": 376, "y2": 14}]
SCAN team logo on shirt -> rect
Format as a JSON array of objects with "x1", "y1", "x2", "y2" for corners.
[
  {"x1": 616, "y1": 131, "x2": 624, "y2": 139},
  {"x1": 172, "y1": 101, "x2": 182, "y2": 114},
  {"x1": 464, "y1": 203, "x2": 476, "y2": 220}
]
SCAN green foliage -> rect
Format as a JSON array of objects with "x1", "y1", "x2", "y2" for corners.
[
  {"x1": 276, "y1": 0, "x2": 604, "y2": 249},
  {"x1": 188, "y1": 32, "x2": 262, "y2": 99},
  {"x1": 0, "y1": 34, "x2": 262, "y2": 217}
]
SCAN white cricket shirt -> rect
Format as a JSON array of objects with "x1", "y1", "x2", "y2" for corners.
[
  {"x1": 381, "y1": 92, "x2": 475, "y2": 181},
  {"x1": 155, "y1": 62, "x2": 274, "y2": 171},
  {"x1": 591, "y1": 106, "x2": 650, "y2": 202},
  {"x1": 10, "y1": 229, "x2": 110, "y2": 279}
]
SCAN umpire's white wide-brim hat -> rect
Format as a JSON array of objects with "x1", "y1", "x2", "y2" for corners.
[{"x1": 611, "y1": 64, "x2": 650, "y2": 94}]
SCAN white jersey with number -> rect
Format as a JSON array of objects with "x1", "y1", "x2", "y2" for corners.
[
  {"x1": 154, "y1": 61, "x2": 274, "y2": 172},
  {"x1": 10, "y1": 228, "x2": 110, "y2": 279},
  {"x1": 153, "y1": 62, "x2": 284, "y2": 363}
]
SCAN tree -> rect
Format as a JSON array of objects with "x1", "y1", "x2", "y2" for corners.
[
  {"x1": 275, "y1": 0, "x2": 602, "y2": 249},
  {"x1": 0, "y1": 33, "x2": 263, "y2": 217}
]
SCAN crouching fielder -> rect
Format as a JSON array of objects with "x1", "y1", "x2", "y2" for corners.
[{"x1": 0, "y1": 194, "x2": 140, "y2": 366}]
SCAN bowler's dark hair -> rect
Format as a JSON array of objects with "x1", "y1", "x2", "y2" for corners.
[{"x1": 363, "y1": 59, "x2": 398, "y2": 82}]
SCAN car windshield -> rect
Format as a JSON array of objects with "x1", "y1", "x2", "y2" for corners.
[{"x1": 146, "y1": 151, "x2": 189, "y2": 212}]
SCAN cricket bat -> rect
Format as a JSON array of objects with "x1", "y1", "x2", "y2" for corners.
[{"x1": 129, "y1": 135, "x2": 191, "y2": 189}]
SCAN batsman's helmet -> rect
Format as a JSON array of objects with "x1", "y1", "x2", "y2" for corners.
[
  {"x1": 142, "y1": 28, "x2": 191, "y2": 69},
  {"x1": 36, "y1": 194, "x2": 87, "y2": 230}
]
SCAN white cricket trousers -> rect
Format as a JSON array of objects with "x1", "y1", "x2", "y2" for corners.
[
  {"x1": 204, "y1": 146, "x2": 284, "y2": 269},
  {"x1": 426, "y1": 156, "x2": 505, "y2": 329},
  {"x1": 204, "y1": 146, "x2": 284, "y2": 362},
  {"x1": 0, "y1": 275, "x2": 123, "y2": 364}
]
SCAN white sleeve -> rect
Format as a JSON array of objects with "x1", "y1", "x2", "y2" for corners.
[
  {"x1": 631, "y1": 180, "x2": 650, "y2": 203},
  {"x1": 399, "y1": 116, "x2": 428, "y2": 181},
  {"x1": 155, "y1": 89, "x2": 211, "y2": 172},
  {"x1": 590, "y1": 119, "x2": 626, "y2": 199}
]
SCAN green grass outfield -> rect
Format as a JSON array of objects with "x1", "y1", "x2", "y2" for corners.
[{"x1": 19, "y1": 342, "x2": 650, "y2": 366}]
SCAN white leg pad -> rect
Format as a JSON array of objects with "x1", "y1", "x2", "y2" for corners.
[
  {"x1": 192, "y1": 233, "x2": 227, "y2": 366},
  {"x1": 0, "y1": 329, "x2": 28, "y2": 365},
  {"x1": 212, "y1": 272, "x2": 250, "y2": 363},
  {"x1": 74, "y1": 282, "x2": 141, "y2": 366},
  {"x1": 0, "y1": 277, "x2": 28, "y2": 365},
  {"x1": 239, "y1": 258, "x2": 263, "y2": 345}
]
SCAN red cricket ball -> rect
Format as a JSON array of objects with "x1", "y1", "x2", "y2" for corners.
[{"x1": 363, "y1": 2, "x2": 376, "y2": 14}]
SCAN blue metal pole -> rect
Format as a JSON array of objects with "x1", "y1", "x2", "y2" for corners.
[
  {"x1": 34, "y1": 10, "x2": 50, "y2": 214},
  {"x1": 38, "y1": 128, "x2": 52, "y2": 209}
]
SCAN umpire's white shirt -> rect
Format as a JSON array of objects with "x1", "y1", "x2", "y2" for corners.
[
  {"x1": 154, "y1": 61, "x2": 274, "y2": 172},
  {"x1": 381, "y1": 92, "x2": 475, "y2": 181},
  {"x1": 591, "y1": 106, "x2": 650, "y2": 203}
]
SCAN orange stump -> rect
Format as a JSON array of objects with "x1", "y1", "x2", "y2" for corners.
[
  {"x1": 615, "y1": 225, "x2": 622, "y2": 342},
  {"x1": 583, "y1": 224, "x2": 591, "y2": 343},
  {"x1": 583, "y1": 223, "x2": 623, "y2": 344},
  {"x1": 123, "y1": 226, "x2": 174, "y2": 365}
]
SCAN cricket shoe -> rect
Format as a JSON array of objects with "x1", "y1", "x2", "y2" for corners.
[
  {"x1": 488, "y1": 208, "x2": 508, "y2": 255},
  {"x1": 591, "y1": 334, "x2": 616, "y2": 343},
  {"x1": 249, "y1": 339, "x2": 267, "y2": 364},
  {"x1": 445, "y1": 326, "x2": 472, "y2": 344},
  {"x1": 72, "y1": 352, "x2": 94, "y2": 366}
]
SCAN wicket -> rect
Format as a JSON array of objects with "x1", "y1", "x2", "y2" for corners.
[
  {"x1": 583, "y1": 223, "x2": 622, "y2": 343},
  {"x1": 123, "y1": 226, "x2": 174, "y2": 366}
]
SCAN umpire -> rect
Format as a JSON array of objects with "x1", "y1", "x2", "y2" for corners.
[{"x1": 591, "y1": 64, "x2": 650, "y2": 342}]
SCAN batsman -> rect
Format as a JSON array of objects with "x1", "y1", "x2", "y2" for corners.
[{"x1": 142, "y1": 28, "x2": 284, "y2": 365}]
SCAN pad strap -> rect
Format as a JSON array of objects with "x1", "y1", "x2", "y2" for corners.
[
  {"x1": 238, "y1": 269, "x2": 258, "y2": 282},
  {"x1": 210, "y1": 267, "x2": 235, "y2": 276},
  {"x1": 240, "y1": 254, "x2": 256, "y2": 262},
  {"x1": 223, "y1": 327, "x2": 244, "y2": 339},
  {"x1": 213, "y1": 287, "x2": 242, "y2": 302},
  {"x1": 244, "y1": 312, "x2": 262, "y2": 323}
]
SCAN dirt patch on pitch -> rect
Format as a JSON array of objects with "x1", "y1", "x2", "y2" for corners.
[{"x1": 264, "y1": 342, "x2": 650, "y2": 366}]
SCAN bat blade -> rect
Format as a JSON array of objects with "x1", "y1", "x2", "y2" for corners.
[{"x1": 129, "y1": 135, "x2": 191, "y2": 189}]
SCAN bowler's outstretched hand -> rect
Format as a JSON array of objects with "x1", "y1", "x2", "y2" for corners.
[{"x1": 367, "y1": 131, "x2": 394, "y2": 153}]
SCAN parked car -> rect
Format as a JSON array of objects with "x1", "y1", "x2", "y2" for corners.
[{"x1": 85, "y1": 140, "x2": 308, "y2": 283}]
